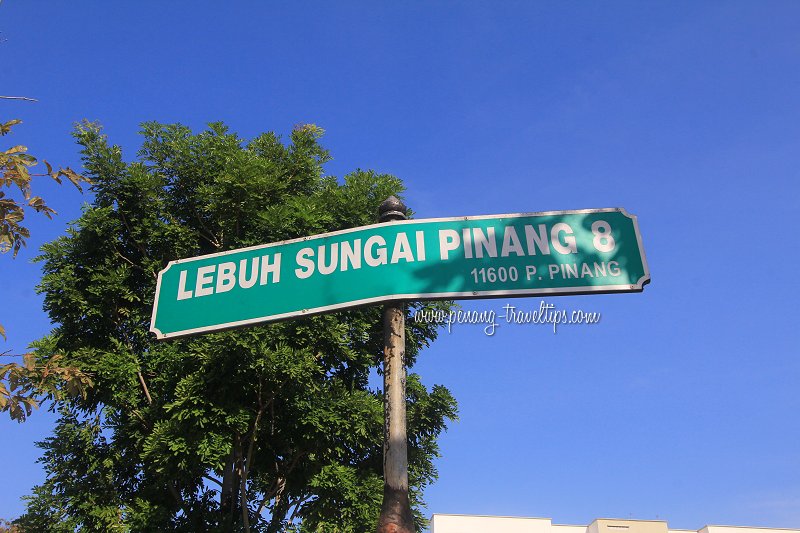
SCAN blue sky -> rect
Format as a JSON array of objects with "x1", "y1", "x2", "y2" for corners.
[{"x1": 2, "y1": 1, "x2": 799, "y2": 527}]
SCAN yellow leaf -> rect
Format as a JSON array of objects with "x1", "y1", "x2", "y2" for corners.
[{"x1": 4, "y1": 145, "x2": 27, "y2": 155}]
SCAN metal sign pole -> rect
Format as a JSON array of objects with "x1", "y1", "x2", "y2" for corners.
[{"x1": 376, "y1": 196, "x2": 415, "y2": 533}]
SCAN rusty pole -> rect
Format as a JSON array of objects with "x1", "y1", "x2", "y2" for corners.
[{"x1": 375, "y1": 196, "x2": 415, "y2": 533}]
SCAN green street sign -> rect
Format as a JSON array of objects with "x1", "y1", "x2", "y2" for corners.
[{"x1": 150, "y1": 208, "x2": 649, "y2": 339}]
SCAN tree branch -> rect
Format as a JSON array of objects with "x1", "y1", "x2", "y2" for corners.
[
  {"x1": 287, "y1": 493, "x2": 314, "y2": 525},
  {"x1": 0, "y1": 96, "x2": 38, "y2": 102},
  {"x1": 117, "y1": 209, "x2": 151, "y2": 260},
  {"x1": 204, "y1": 475, "x2": 222, "y2": 487},
  {"x1": 240, "y1": 382, "x2": 265, "y2": 532},
  {"x1": 194, "y1": 211, "x2": 222, "y2": 249},
  {"x1": 168, "y1": 483, "x2": 188, "y2": 516},
  {"x1": 256, "y1": 450, "x2": 306, "y2": 518},
  {"x1": 222, "y1": 435, "x2": 242, "y2": 531},
  {"x1": 220, "y1": 445, "x2": 237, "y2": 516},
  {"x1": 266, "y1": 475, "x2": 287, "y2": 532},
  {"x1": 240, "y1": 459, "x2": 251, "y2": 533},
  {"x1": 244, "y1": 382, "x2": 265, "y2": 480},
  {"x1": 137, "y1": 371, "x2": 153, "y2": 405},
  {"x1": 115, "y1": 248, "x2": 157, "y2": 279}
]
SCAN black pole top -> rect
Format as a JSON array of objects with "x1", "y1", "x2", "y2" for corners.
[{"x1": 379, "y1": 195, "x2": 408, "y2": 222}]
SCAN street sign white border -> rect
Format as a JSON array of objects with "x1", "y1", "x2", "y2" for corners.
[{"x1": 150, "y1": 208, "x2": 650, "y2": 339}]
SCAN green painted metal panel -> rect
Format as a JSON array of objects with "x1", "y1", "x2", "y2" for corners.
[{"x1": 150, "y1": 208, "x2": 649, "y2": 339}]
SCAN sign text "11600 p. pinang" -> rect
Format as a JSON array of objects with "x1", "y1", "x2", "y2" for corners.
[{"x1": 150, "y1": 208, "x2": 649, "y2": 339}]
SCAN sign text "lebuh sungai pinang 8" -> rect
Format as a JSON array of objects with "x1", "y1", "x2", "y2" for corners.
[{"x1": 150, "y1": 208, "x2": 649, "y2": 339}]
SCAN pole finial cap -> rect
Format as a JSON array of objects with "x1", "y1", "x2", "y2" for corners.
[{"x1": 379, "y1": 195, "x2": 408, "y2": 222}]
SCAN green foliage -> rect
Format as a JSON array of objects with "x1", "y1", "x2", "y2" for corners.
[
  {"x1": 18, "y1": 122, "x2": 458, "y2": 531},
  {"x1": 15, "y1": 409, "x2": 124, "y2": 532}
]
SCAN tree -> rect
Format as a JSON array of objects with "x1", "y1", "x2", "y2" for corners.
[
  {"x1": 0, "y1": 518, "x2": 23, "y2": 533},
  {"x1": 0, "y1": 118, "x2": 88, "y2": 259},
  {"x1": 1, "y1": 118, "x2": 93, "y2": 421},
  {"x1": 0, "y1": 351, "x2": 92, "y2": 422},
  {"x1": 16, "y1": 122, "x2": 457, "y2": 531}
]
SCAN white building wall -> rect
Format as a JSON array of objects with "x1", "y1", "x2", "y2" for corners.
[
  {"x1": 703, "y1": 527, "x2": 800, "y2": 533},
  {"x1": 431, "y1": 514, "x2": 552, "y2": 533},
  {"x1": 431, "y1": 515, "x2": 800, "y2": 533},
  {"x1": 553, "y1": 525, "x2": 589, "y2": 533}
]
